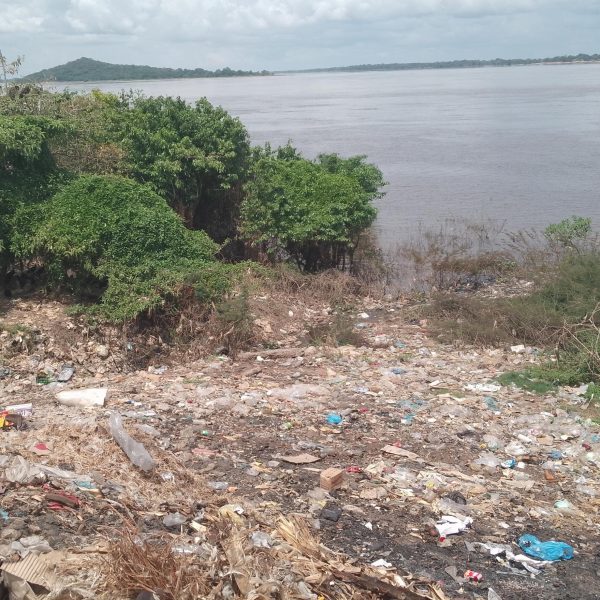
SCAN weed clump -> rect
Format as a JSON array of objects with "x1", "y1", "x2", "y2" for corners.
[{"x1": 308, "y1": 308, "x2": 365, "y2": 347}]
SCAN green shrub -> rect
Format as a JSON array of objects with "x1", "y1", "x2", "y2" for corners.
[
  {"x1": 544, "y1": 215, "x2": 592, "y2": 250},
  {"x1": 241, "y1": 155, "x2": 379, "y2": 271},
  {"x1": 17, "y1": 174, "x2": 233, "y2": 321}
]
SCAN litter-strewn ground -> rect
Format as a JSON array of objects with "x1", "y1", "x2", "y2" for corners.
[{"x1": 0, "y1": 292, "x2": 598, "y2": 599}]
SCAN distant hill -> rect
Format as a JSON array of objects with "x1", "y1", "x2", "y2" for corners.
[
  {"x1": 288, "y1": 53, "x2": 600, "y2": 74},
  {"x1": 21, "y1": 57, "x2": 271, "y2": 82}
]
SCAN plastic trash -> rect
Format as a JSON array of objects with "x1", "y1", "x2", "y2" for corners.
[
  {"x1": 371, "y1": 558, "x2": 393, "y2": 568},
  {"x1": 163, "y1": 512, "x2": 186, "y2": 527},
  {"x1": 10, "y1": 535, "x2": 52, "y2": 557},
  {"x1": 517, "y1": 534, "x2": 574, "y2": 561},
  {"x1": 251, "y1": 531, "x2": 273, "y2": 548},
  {"x1": 435, "y1": 515, "x2": 473, "y2": 539},
  {"x1": 56, "y1": 365, "x2": 75, "y2": 382},
  {"x1": 4, "y1": 456, "x2": 45, "y2": 484},
  {"x1": 108, "y1": 412, "x2": 156, "y2": 472},
  {"x1": 326, "y1": 413, "x2": 343, "y2": 425},
  {"x1": 56, "y1": 387, "x2": 108, "y2": 408},
  {"x1": 501, "y1": 458, "x2": 517, "y2": 469},
  {"x1": 484, "y1": 396, "x2": 499, "y2": 411},
  {"x1": 505, "y1": 441, "x2": 527, "y2": 456},
  {"x1": 464, "y1": 570, "x2": 483, "y2": 582},
  {"x1": 483, "y1": 434, "x2": 503, "y2": 451},
  {"x1": 554, "y1": 499, "x2": 576, "y2": 513},
  {"x1": 465, "y1": 383, "x2": 501, "y2": 393},
  {"x1": 474, "y1": 453, "x2": 501, "y2": 468},
  {"x1": 4, "y1": 403, "x2": 33, "y2": 417}
]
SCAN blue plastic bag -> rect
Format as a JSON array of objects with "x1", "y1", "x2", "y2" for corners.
[
  {"x1": 518, "y1": 534, "x2": 574, "y2": 561},
  {"x1": 326, "y1": 413, "x2": 342, "y2": 425}
]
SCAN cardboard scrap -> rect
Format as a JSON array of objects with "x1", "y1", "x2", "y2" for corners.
[
  {"x1": 1, "y1": 553, "x2": 57, "y2": 599},
  {"x1": 281, "y1": 453, "x2": 321, "y2": 464},
  {"x1": 381, "y1": 445, "x2": 419, "y2": 460},
  {"x1": 320, "y1": 467, "x2": 345, "y2": 491}
]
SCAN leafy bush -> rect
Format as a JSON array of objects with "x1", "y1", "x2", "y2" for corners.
[
  {"x1": 109, "y1": 96, "x2": 250, "y2": 241},
  {"x1": 544, "y1": 215, "x2": 592, "y2": 251},
  {"x1": 241, "y1": 154, "x2": 380, "y2": 271},
  {"x1": 17, "y1": 174, "x2": 233, "y2": 321}
]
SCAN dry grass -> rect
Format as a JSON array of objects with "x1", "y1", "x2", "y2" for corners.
[
  {"x1": 98, "y1": 508, "x2": 449, "y2": 600},
  {"x1": 103, "y1": 526, "x2": 210, "y2": 600}
]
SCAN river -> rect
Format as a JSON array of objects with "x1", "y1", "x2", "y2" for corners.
[{"x1": 56, "y1": 64, "x2": 600, "y2": 248}]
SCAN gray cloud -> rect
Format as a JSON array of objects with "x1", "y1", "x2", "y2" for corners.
[{"x1": 0, "y1": 0, "x2": 597, "y2": 72}]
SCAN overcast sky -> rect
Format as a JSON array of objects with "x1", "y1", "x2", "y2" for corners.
[{"x1": 2, "y1": 0, "x2": 599, "y2": 73}]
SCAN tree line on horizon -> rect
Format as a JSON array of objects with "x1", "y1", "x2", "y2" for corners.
[{"x1": 291, "y1": 52, "x2": 600, "y2": 73}]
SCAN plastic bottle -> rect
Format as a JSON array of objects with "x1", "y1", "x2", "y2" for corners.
[{"x1": 108, "y1": 412, "x2": 156, "y2": 472}]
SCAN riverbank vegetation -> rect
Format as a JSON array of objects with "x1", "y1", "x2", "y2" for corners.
[
  {"x1": 0, "y1": 64, "x2": 384, "y2": 326},
  {"x1": 401, "y1": 215, "x2": 600, "y2": 386}
]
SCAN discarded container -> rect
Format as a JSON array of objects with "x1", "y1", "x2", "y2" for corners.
[
  {"x1": 108, "y1": 412, "x2": 156, "y2": 472},
  {"x1": 326, "y1": 413, "x2": 342, "y2": 425},
  {"x1": 464, "y1": 570, "x2": 483, "y2": 582},
  {"x1": 517, "y1": 534, "x2": 574, "y2": 561},
  {"x1": 0, "y1": 412, "x2": 25, "y2": 430},
  {"x1": 56, "y1": 388, "x2": 108, "y2": 408}
]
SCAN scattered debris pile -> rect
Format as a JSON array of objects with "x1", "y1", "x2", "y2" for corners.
[{"x1": 0, "y1": 295, "x2": 598, "y2": 599}]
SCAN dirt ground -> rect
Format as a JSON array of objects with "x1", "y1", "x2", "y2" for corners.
[{"x1": 0, "y1": 291, "x2": 598, "y2": 599}]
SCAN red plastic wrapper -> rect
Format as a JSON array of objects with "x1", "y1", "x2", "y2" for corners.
[{"x1": 464, "y1": 570, "x2": 483, "y2": 582}]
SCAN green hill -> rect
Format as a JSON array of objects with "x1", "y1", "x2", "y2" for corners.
[{"x1": 21, "y1": 57, "x2": 270, "y2": 82}]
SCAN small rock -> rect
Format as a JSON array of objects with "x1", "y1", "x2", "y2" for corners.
[
  {"x1": 95, "y1": 344, "x2": 109, "y2": 358},
  {"x1": 320, "y1": 505, "x2": 342, "y2": 522}
]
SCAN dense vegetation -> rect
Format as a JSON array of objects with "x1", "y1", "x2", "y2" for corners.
[
  {"x1": 21, "y1": 57, "x2": 270, "y2": 82},
  {"x1": 0, "y1": 64, "x2": 384, "y2": 322},
  {"x1": 294, "y1": 53, "x2": 600, "y2": 74}
]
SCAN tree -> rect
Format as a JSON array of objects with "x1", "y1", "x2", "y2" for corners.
[
  {"x1": 108, "y1": 96, "x2": 250, "y2": 241},
  {"x1": 241, "y1": 156, "x2": 379, "y2": 271},
  {"x1": 0, "y1": 51, "x2": 23, "y2": 95}
]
